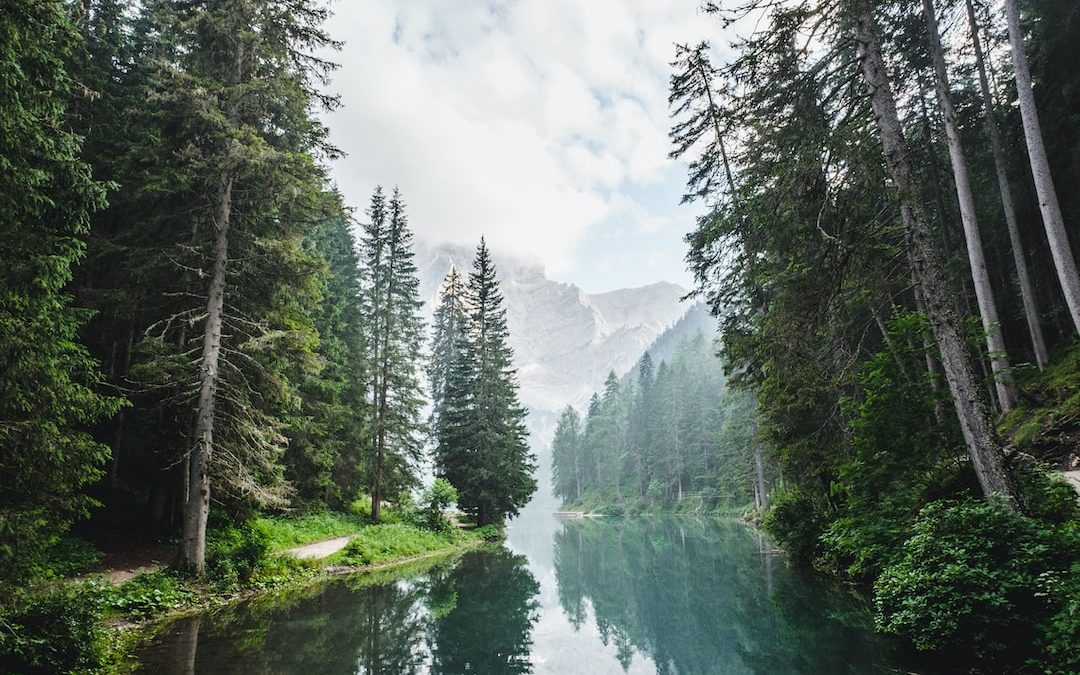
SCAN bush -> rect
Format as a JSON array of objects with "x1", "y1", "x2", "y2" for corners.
[
  {"x1": 0, "y1": 583, "x2": 109, "y2": 674},
  {"x1": 105, "y1": 571, "x2": 195, "y2": 619},
  {"x1": 473, "y1": 524, "x2": 503, "y2": 541},
  {"x1": 762, "y1": 487, "x2": 824, "y2": 564},
  {"x1": 421, "y1": 479, "x2": 458, "y2": 532},
  {"x1": 874, "y1": 498, "x2": 1071, "y2": 665},
  {"x1": 206, "y1": 521, "x2": 270, "y2": 588}
]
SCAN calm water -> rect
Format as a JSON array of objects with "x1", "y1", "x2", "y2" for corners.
[{"x1": 136, "y1": 511, "x2": 915, "y2": 674}]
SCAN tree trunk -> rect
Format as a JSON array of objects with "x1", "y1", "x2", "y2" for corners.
[
  {"x1": 854, "y1": 10, "x2": 1019, "y2": 507},
  {"x1": 753, "y1": 444, "x2": 768, "y2": 510},
  {"x1": 1004, "y1": 0, "x2": 1080, "y2": 335},
  {"x1": 179, "y1": 174, "x2": 233, "y2": 575},
  {"x1": 923, "y1": 0, "x2": 1016, "y2": 411},
  {"x1": 965, "y1": 0, "x2": 1049, "y2": 369}
]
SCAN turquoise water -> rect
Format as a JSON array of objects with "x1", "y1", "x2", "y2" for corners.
[{"x1": 136, "y1": 513, "x2": 915, "y2": 674}]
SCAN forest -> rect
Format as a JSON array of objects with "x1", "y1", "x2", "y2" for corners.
[
  {"x1": 551, "y1": 333, "x2": 768, "y2": 514},
  {"x1": 656, "y1": 0, "x2": 1080, "y2": 670},
  {"x1": 0, "y1": 1, "x2": 534, "y2": 670}
]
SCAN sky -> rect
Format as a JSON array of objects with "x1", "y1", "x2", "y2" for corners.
[{"x1": 317, "y1": 0, "x2": 729, "y2": 294}]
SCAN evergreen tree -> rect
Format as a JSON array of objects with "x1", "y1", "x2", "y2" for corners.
[
  {"x1": 551, "y1": 406, "x2": 583, "y2": 503},
  {"x1": 0, "y1": 0, "x2": 122, "y2": 583},
  {"x1": 286, "y1": 195, "x2": 370, "y2": 508},
  {"x1": 428, "y1": 266, "x2": 469, "y2": 441},
  {"x1": 435, "y1": 239, "x2": 536, "y2": 526},
  {"x1": 361, "y1": 187, "x2": 426, "y2": 521}
]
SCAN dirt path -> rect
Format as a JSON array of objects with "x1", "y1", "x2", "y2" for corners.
[{"x1": 284, "y1": 535, "x2": 352, "y2": 560}]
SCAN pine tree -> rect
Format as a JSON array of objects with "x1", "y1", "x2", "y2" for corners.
[
  {"x1": 428, "y1": 266, "x2": 469, "y2": 441},
  {"x1": 551, "y1": 406, "x2": 583, "y2": 503},
  {"x1": 362, "y1": 187, "x2": 426, "y2": 521},
  {"x1": 0, "y1": 0, "x2": 123, "y2": 583},
  {"x1": 435, "y1": 239, "x2": 536, "y2": 526}
]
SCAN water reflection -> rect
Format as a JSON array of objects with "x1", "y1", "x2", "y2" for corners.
[
  {"x1": 137, "y1": 517, "x2": 913, "y2": 674},
  {"x1": 136, "y1": 549, "x2": 539, "y2": 674},
  {"x1": 549, "y1": 518, "x2": 901, "y2": 674}
]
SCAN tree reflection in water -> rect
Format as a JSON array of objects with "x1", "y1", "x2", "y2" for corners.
[
  {"x1": 135, "y1": 548, "x2": 539, "y2": 675},
  {"x1": 552, "y1": 518, "x2": 901, "y2": 675}
]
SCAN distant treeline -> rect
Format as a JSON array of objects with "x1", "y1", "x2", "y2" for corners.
[{"x1": 551, "y1": 333, "x2": 767, "y2": 513}]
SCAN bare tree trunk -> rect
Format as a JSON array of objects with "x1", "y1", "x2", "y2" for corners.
[
  {"x1": 753, "y1": 444, "x2": 768, "y2": 510},
  {"x1": 854, "y1": 10, "x2": 1019, "y2": 507},
  {"x1": 923, "y1": 0, "x2": 1016, "y2": 411},
  {"x1": 913, "y1": 279, "x2": 949, "y2": 426},
  {"x1": 1004, "y1": 0, "x2": 1080, "y2": 335},
  {"x1": 180, "y1": 174, "x2": 233, "y2": 575},
  {"x1": 966, "y1": 0, "x2": 1049, "y2": 369}
]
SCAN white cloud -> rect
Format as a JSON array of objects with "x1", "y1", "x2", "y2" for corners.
[{"x1": 318, "y1": 0, "x2": 726, "y2": 286}]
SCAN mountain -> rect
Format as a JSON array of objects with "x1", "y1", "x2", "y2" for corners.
[
  {"x1": 415, "y1": 241, "x2": 693, "y2": 434},
  {"x1": 621, "y1": 301, "x2": 717, "y2": 386}
]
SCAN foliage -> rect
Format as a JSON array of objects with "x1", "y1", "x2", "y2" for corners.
[
  {"x1": 0, "y1": 0, "x2": 122, "y2": 587},
  {"x1": 105, "y1": 571, "x2": 195, "y2": 620},
  {"x1": 421, "y1": 479, "x2": 458, "y2": 533},
  {"x1": 0, "y1": 582, "x2": 110, "y2": 674},
  {"x1": 435, "y1": 239, "x2": 537, "y2": 526},
  {"x1": 762, "y1": 487, "x2": 825, "y2": 565},
  {"x1": 473, "y1": 524, "x2": 504, "y2": 542},
  {"x1": 874, "y1": 499, "x2": 1073, "y2": 664},
  {"x1": 552, "y1": 333, "x2": 764, "y2": 512},
  {"x1": 256, "y1": 511, "x2": 369, "y2": 551},
  {"x1": 337, "y1": 524, "x2": 466, "y2": 567},
  {"x1": 206, "y1": 521, "x2": 271, "y2": 589}
]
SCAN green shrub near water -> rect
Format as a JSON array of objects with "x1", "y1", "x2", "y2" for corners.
[
  {"x1": 206, "y1": 521, "x2": 271, "y2": 588},
  {"x1": 0, "y1": 583, "x2": 110, "y2": 674},
  {"x1": 874, "y1": 498, "x2": 1075, "y2": 666},
  {"x1": 105, "y1": 571, "x2": 195, "y2": 619}
]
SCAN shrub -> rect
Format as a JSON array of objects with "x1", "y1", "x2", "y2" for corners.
[
  {"x1": 473, "y1": 524, "x2": 503, "y2": 541},
  {"x1": 762, "y1": 487, "x2": 824, "y2": 564},
  {"x1": 421, "y1": 479, "x2": 458, "y2": 532},
  {"x1": 206, "y1": 520, "x2": 270, "y2": 588},
  {"x1": 0, "y1": 583, "x2": 109, "y2": 674},
  {"x1": 105, "y1": 571, "x2": 195, "y2": 619},
  {"x1": 874, "y1": 498, "x2": 1070, "y2": 665}
]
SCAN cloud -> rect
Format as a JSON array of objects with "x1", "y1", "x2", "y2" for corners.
[{"x1": 318, "y1": 0, "x2": 725, "y2": 287}]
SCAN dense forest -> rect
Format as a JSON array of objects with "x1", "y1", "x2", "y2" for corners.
[
  {"x1": 0, "y1": 1, "x2": 534, "y2": 670},
  {"x1": 551, "y1": 333, "x2": 768, "y2": 513},
  {"x1": 659, "y1": 0, "x2": 1080, "y2": 669}
]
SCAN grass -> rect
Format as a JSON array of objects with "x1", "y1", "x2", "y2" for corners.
[
  {"x1": 256, "y1": 511, "x2": 370, "y2": 551},
  {"x1": 330, "y1": 523, "x2": 477, "y2": 567}
]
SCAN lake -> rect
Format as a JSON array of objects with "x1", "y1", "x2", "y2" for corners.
[{"x1": 135, "y1": 510, "x2": 917, "y2": 674}]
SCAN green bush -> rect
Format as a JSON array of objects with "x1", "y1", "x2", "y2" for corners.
[
  {"x1": 105, "y1": 571, "x2": 195, "y2": 619},
  {"x1": 206, "y1": 520, "x2": 270, "y2": 588},
  {"x1": 0, "y1": 583, "x2": 109, "y2": 674},
  {"x1": 1016, "y1": 464, "x2": 1080, "y2": 526},
  {"x1": 421, "y1": 479, "x2": 458, "y2": 532},
  {"x1": 874, "y1": 498, "x2": 1070, "y2": 664},
  {"x1": 473, "y1": 524, "x2": 503, "y2": 541},
  {"x1": 762, "y1": 487, "x2": 824, "y2": 564}
]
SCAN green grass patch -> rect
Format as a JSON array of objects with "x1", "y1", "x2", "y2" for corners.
[
  {"x1": 332, "y1": 523, "x2": 474, "y2": 567},
  {"x1": 256, "y1": 511, "x2": 370, "y2": 551}
]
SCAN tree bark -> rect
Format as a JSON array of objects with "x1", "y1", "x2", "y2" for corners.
[
  {"x1": 923, "y1": 0, "x2": 1016, "y2": 411},
  {"x1": 854, "y1": 10, "x2": 1019, "y2": 507},
  {"x1": 1004, "y1": 0, "x2": 1080, "y2": 335},
  {"x1": 753, "y1": 444, "x2": 768, "y2": 510},
  {"x1": 965, "y1": 0, "x2": 1049, "y2": 369},
  {"x1": 179, "y1": 174, "x2": 233, "y2": 575}
]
